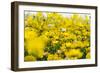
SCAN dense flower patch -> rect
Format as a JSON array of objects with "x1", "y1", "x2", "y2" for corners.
[{"x1": 24, "y1": 12, "x2": 90, "y2": 61}]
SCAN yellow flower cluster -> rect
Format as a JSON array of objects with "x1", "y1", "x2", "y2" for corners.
[{"x1": 24, "y1": 12, "x2": 91, "y2": 61}]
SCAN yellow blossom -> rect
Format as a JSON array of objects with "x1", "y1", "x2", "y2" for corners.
[
  {"x1": 24, "y1": 55, "x2": 36, "y2": 61},
  {"x1": 86, "y1": 53, "x2": 91, "y2": 59},
  {"x1": 47, "y1": 54, "x2": 54, "y2": 60},
  {"x1": 25, "y1": 37, "x2": 46, "y2": 58},
  {"x1": 66, "y1": 42, "x2": 72, "y2": 47},
  {"x1": 25, "y1": 27, "x2": 38, "y2": 40},
  {"x1": 65, "y1": 49, "x2": 83, "y2": 59}
]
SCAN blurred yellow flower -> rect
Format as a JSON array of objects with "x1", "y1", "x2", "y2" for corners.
[
  {"x1": 25, "y1": 27, "x2": 38, "y2": 40},
  {"x1": 86, "y1": 47, "x2": 90, "y2": 53},
  {"x1": 63, "y1": 32, "x2": 70, "y2": 37},
  {"x1": 86, "y1": 53, "x2": 91, "y2": 59},
  {"x1": 47, "y1": 54, "x2": 54, "y2": 60},
  {"x1": 25, "y1": 15, "x2": 33, "y2": 25},
  {"x1": 47, "y1": 54, "x2": 61, "y2": 60},
  {"x1": 24, "y1": 55, "x2": 36, "y2": 61},
  {"x1": 25, "y1": 37, "x2": 47, "y2": 58},
  {"x1": 66, "y1": 42, "x2": 72, "y2": 47},
  {"x1": 65, "y1": 49, "x2": 83, "y2": 59}
]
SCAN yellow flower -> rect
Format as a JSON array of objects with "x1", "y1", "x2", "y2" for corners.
[
  {"x1": 53, "y1": 35, "x2": 59, "y2": 40},
  {"x1": 24, "y1": 55, "x2": 36, "y2": 61},
  {"x1": 76, "y1": 23, "x2": 84, "y2": 27},
  {"x1": 65, "y1": 18, "x2": 72, "y2": 26},
  {"x1": 42, "y1": 31, "x2": 49, "y2": 36},
  {"x1": 86, "y1": 47, "x2": 90, "y2": 53},
  {"x1": 52, "y1": 40, "x2": 58, "y2": 45},
  {"x1": 75, "y1": 30, "x2": 81, "y2": 35},
  {"x1": 47, "y1": 54, "x2": 61, "y2": 60},
  {"x1": 83, "y1": 31, "x2": 90, "y2": 36},
  {"x1": 25, "y1": 15, "x2": 33, "y2": 25},
  {"x1": 66, "y1": 42, "x2": 72, "y2": 48},
  {"x1": 65, "y1": 49, "x2": 83, "y2": 59},
  {"x1": 53, "y1": 54, "x2": 59, "y2": 60},
  {"x1": 47, "y1": 54, "x2": 54, "y2": 60},
  {"x1": 86, "y1": 53, "x2": 91, "y2": 59},
  {"x1": 76, "y1": 41, "x2": 83, "y2": 48},
  {"x1": 72, "y1": 41, "x2": 84, "y2": 48},
  {"x1": 39, "y1": 35, "x2": 48, "y2": 43},
  {"x1": 25, "y1": 37, "x2": 46, "y2": 58},
  {"x1": 60, "y1": 45, "x2": 66, "y2": 52},
  {"x1": 25, "y1": 27, "x2": 38, "y2": 40},
  {"x1": 63, "y1": 32, "x2": 70, "y2": 37},
  {"x1": 83, "y1": 41, "x2": 90, "y2": 47},
  {"x1": 68, "y1": 57, "x2": 78, "y2": 60}
]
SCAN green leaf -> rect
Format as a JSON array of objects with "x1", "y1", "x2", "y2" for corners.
[{"x1": 80, "y1": 48, "x2": 86, "y2": 59}]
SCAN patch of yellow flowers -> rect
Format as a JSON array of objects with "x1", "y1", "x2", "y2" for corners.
[{"x1": 24, "y1": 12, "x2": 91, "y2": 61}]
